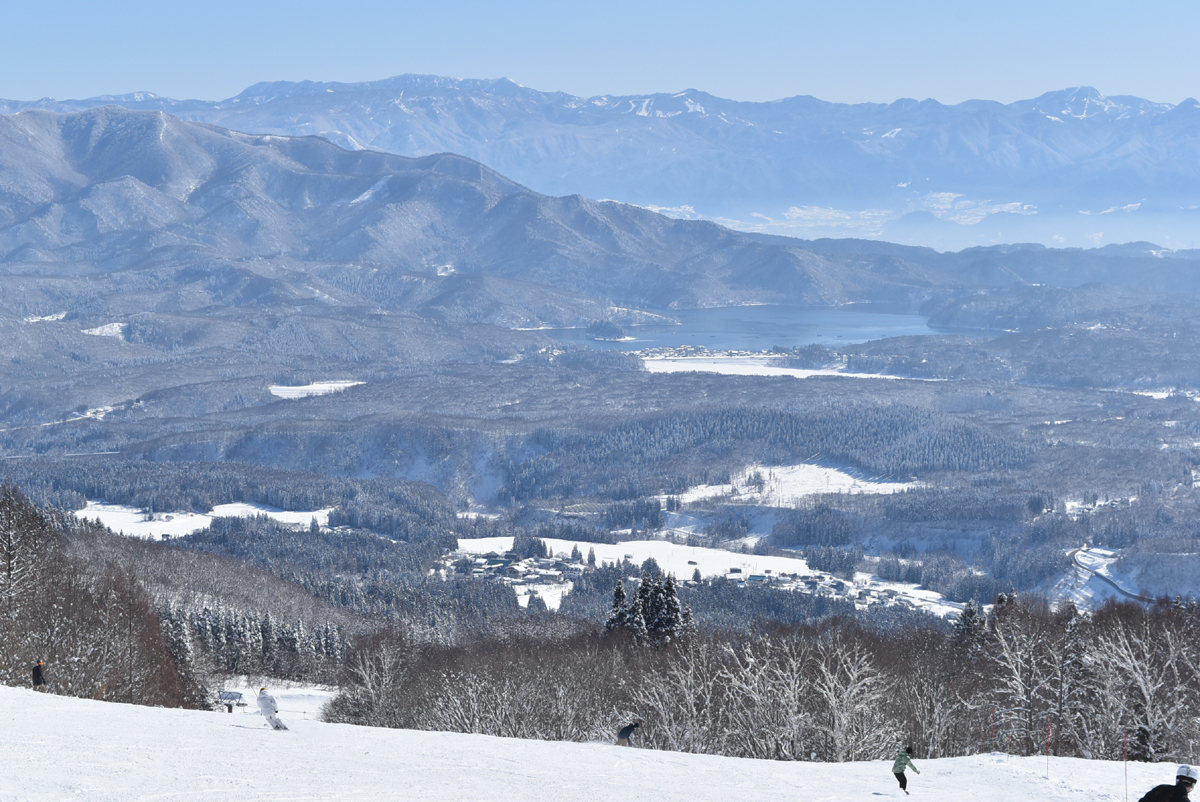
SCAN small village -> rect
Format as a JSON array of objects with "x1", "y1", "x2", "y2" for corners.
[{"x1": 433, "y1": 539, "x2": 964, "y2": 616}]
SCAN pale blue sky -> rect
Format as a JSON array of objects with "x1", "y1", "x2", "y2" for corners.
[{"x1": 5, "y1": 0, "x2": 1198, "y2": 105}]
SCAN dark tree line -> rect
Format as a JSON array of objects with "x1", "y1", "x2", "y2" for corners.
[
  {"x1": 502, "y1": 404, "x2": 1032, "y2": 500},
  {"x1": 0, "y1": 458, "x2": 454, "y2": 543},
  {"x1": 604, "y1": 499, "x2": 664, "y2": 530},
  {"x1": 559, "y1": 560, "x2": 876, "y2": 633},
  {"x1": 328, "y1": 593, "x2": 1200, "y2": 766},
  {"x1": 171, "y1": 605, "x2": 347, "y2": 681},
  {"x1": 0, "y1": 485, "x2": 207, "y2": 707}
]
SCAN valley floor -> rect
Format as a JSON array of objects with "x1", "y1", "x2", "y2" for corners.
[{"x1": 0, "y1": 685, "x2": 1172, "y2": 801}]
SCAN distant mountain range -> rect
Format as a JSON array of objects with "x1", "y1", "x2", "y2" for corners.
[
  {"x1": 4, "y1": 105, "x2": 1200, "y2": 453},
  {"x1": 0, "y1": 106, "x2": 937, "y2": 313},
  {"x1": 2, "y1": 106, "x2": 1198, "y2": 312},
  {"x1": 3, "y1": 76, "x2": 1198, "y2": 249}
]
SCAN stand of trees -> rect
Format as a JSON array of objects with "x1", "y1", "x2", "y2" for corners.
[
  {"x1": 0, "y1": 485, "x2": 207, "y2": 707},
  {"x1": 605, "y1": 571, "x2": 689, "y2": 645},
  {"x1": 329, "y1": 594, "x2": 1200, "y2": 765},
  {"x1": 502, "y1": 404, "x2": 1032, "y2": 501}
]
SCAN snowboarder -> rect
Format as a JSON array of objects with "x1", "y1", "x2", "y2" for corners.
[
  {"x1": 257, "y1": 687, "x2": 288, "y2": 731},
  {"x1": 616, "y1": 721, "x2": 640, "y2": 746},
  {"x1": 1138, "y1": 765, "x2": 1198, "y2": 801},
  {"x1": 892, "y1": 745, "x2": 920, "y2": 795},
  {"x1": 32, "y1": 661, "x2": 46, "y2": 692}
]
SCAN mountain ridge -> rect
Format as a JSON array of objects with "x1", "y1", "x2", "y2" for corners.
[
  {"x1": 3, "y1": 76, "x2": 1197, "y2": 249},
  {"x1": 0, "y1": 105, "x2": 952, "y2": 314}
]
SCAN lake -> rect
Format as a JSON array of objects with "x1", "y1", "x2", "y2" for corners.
[{"x1": 547, "y1": 305, "x2": 950, "y2": 352}]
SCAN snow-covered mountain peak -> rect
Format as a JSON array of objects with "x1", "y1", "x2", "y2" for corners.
[
  {"x1": 3, "y1": 75, "x2": 1198, "y2": 248},
  {"x1": 1025, "y1": 86, "x2": 1174, "y2": 120}
]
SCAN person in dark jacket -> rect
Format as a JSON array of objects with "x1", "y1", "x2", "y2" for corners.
[
  {"x1": 616, "y1": 721, "x2": 640, "y2": 746},
  {"x1": 1139, "y1": 765, "x2": 1198, "y2": 802},
  {"x1": 32, "y1": 661, "x2": 46, "y2": 692},
  {"x1": 891, "y1": 745, "x2": 920, "y2": 795}
]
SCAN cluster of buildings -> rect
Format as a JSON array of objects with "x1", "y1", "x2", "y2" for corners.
[
  {"x1": 433, "y1": 542, "x2": 960, "y2": 616},
  {"x1": 433, "y1": 550, "x2": 585, "y2": 607}
]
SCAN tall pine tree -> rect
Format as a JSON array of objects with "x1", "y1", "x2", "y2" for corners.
[{"x1": 606, "y1": 579, "x2": 629, "y2": 632}]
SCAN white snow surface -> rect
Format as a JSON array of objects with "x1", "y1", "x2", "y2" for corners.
[
  {"x1": 269, "y1": 380, "x2": 365, "y2": 399},
  {"x1": 24, "y1": 312, "x2": 66, "y2": 322},
  {"x1": 516, "y1": 582, "x2": 573, "y2": 609},
  {"x1": 73, "y1": 501, "x2": 333, "y2": 540},
  {"x1": 220, "y1": 679, "x2": 337, "y2": 720},
  {"x1": 678, "y1": 463, "x2": 915, "y2": 505},
  {"x1": 79, "y1": 322, "x2": 127, "y2": 338},
  {"x1": 457, "y1": 536, "x2": 815, "y2": 581},
  {"x1": 0, "y1": 683, "x2": 1173, "y2": 801},
  {"x1": 642, "y1": 354, "x2": 912, "y2": 381}
]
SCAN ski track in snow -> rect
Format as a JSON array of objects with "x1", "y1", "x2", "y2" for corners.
[{"x1": 0, "y1": 684, "x2": 1171, "y2": 801}]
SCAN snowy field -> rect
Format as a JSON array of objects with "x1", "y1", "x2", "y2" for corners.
[
  {"x1": 641, "y1": 354, "x2": 913, "y2": 381},
  {"x1": 0, "y1": 684, "x2": 1174, "y2": 802},
  {"x1": 79, "y1": 322, "x2": 127, "y2": 338},
  {"x1": 515, "y1": 581, "x2": 574, "y2": 609},
  {"x1": 678, "y1": 463, "x2": 915, "y2": 505},
  {"x1": 454, "y1": 537, "x2": 963, "y2": 617},
  {"x1": 269, "y1": 380, "x2": 364, "y2": 399},
  {"x1": 457, "y1": 536, "x2": 815, "y2": 582},
  {"x1": 73, "y1": 501, "x2": 334, "y2": 540}
]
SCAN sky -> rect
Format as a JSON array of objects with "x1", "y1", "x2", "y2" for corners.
[{"x1": 4, "y1": 0, "x2": 1199, "y2": 105}]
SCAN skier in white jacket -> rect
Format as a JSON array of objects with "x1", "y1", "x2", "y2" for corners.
[{"x1": 257, "y1": 687, "x2": 288, "y2": 731}]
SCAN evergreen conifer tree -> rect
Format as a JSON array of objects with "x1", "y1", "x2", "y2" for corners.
[
  {"x1": 657, "y1": 574, "x2": 683, "y2": 644},
  {"x1": 260, "y1": 611, "x2": 277, "y2": 669},
  {"x1": 162, "y1": 608, "x2": 211, "y2": 709},
  {"x1": 636, "y1": 571, "x2": 660, "y2": 638},
  {"x1": 680, "y1": 603, "x2": 696, "y2": 639},
  {"x1": 953, "y1": 598, "x2": 987, "y2": 656},
  {"x1": 606, "y1": 579, "x2": 629, "y2": 632},
  {"x1": 626, "y1": 591, "x2": 648, "y2": 642},
  {"x1": 208, "y1": 606, "x2": 227, "y2": 663}
]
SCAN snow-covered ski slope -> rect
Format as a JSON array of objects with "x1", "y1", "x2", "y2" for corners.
[{"x1": 0, "y1": 685, "x2": 1176, "y2": 801}]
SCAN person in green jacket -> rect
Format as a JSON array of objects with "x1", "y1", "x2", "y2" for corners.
[{"x1": 892, "y1": 745, "x2": 920, "y2": 795}]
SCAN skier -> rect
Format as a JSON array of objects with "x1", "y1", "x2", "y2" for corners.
[
  {"x1": 257, "y1": 687, "x2": 288, "y2": 731},
  {"x1": 32, "y1": 661, "x2": 46, "y2": 692},
  {"x1": 616, "y1": 721, "x2": 640, "y2": 746},
  {"x1": 891, "y1": 745, "x2": 920, "y2": 795},
  {"x1": 1138, "y1": 765, "x2": 1199, "y2": 801}
]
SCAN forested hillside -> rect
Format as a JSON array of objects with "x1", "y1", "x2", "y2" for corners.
[{"x1": 3, "y1": 97, "x2": 1200, "y2": 775}]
